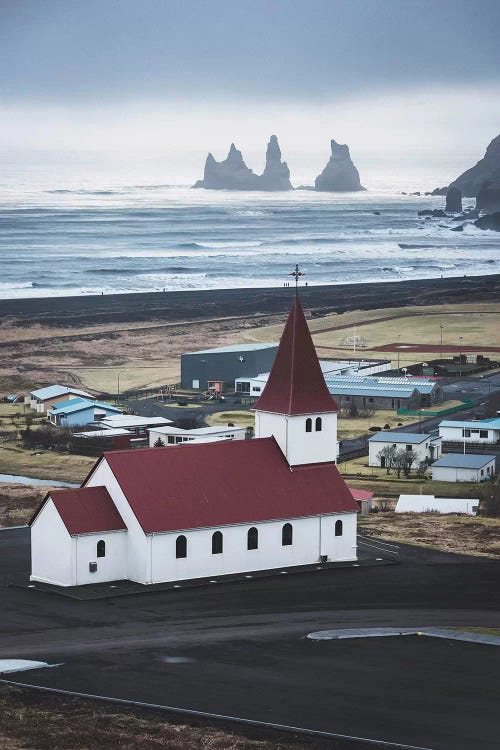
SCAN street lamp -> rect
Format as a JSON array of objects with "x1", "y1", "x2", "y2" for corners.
[
  {"x1": 397, "y1": 334, "x2": 401, "y2": 374},
  {"x1": 117, "y1": 370, "x2": 127, "y2": 403},
  {"x1": 440, "y1": 325, "x2": 444, "y2": 362},
  {"x1": 459, "y1": 336, "x2": 463, "y2": 378}
]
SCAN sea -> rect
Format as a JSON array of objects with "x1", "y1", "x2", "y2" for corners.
[{"x1": 1, "y1": 158, "x2": 499, "y2": 299}]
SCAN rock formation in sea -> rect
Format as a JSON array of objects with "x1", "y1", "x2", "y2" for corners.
[
  {"x1": 475, "y1": 181, "x2": 500, "y2": 213},
  {"x1": 193, "y1": 136, "x2": 292, "y2": 190},
  {"x1": 445, "y1": 187, "x2": 462, "y2": 213},
  {"x1": 442, "y1": 133, "x2": 500, "y2": 197},
  {"x1": 259, "y1": 135, "x2": 292, "y2": 190},
  {"x1": 315, "y1": 140, "x2": 365, "y2": 192},
  {"x1": 474, "y1": 212, "x2": 500, "y2": 231}
]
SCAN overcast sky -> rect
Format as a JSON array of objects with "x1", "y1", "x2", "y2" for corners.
[{"x1": 1, "y1": 0, "x2": 499, "y2": 182}]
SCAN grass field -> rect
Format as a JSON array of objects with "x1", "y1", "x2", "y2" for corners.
[
  {"x1": 358, "y1": 512, "x2": 500, "y2": 558},
  {"x1": 206, "y1": 410, "x2": 255, "y2": 428},
  {"x1": 0, "y1": 445, "x2": 94, "y2": 483},
  {"x1": 337, "y1": 410, "x2": 417, "y2": 440}
]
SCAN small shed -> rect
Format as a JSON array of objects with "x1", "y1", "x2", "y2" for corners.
[
  {"x1": 396, "y1": 494, "x2": 479, "y2": 515},
  {"x1": 431, "y1": 454, "x2": 496, "y2": 483}
]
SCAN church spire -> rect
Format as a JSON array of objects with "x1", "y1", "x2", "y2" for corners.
[{"x1": 254, "y1": 295, "x2": 338, "y2": 416}]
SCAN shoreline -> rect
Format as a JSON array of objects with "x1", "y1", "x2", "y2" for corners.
[{"x1": 1, "y1": 274, "x2": 499, "y2": 328}]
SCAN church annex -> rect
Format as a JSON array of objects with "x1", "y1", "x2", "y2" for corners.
[{"x1": 30, "y1": 296, "x2": 358, "y2": 587}]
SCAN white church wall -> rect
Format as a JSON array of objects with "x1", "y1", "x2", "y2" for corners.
[
  {"x1": 150, "y1": 513, "x2": 356, "y2": 583},
  {"x1": 85, "y1": 460, "x2": 148, "y2": 584},
  {"x1": 31, "y1": 499, "x2": 75, "y2": 586},
  {"x1": 74, "y1": 532, "x2": 127, "y2": 585}
]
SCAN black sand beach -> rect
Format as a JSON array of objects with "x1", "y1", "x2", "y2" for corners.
[{"x1": 1, "y1": 274, "x2": 499, "y2": 327}]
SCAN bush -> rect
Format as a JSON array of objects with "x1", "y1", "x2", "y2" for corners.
[{"x1": 369, "y1": 426, "x2": 382, "y2": 432}]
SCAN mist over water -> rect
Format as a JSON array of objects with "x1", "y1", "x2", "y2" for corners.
[{"x1": 0, "y1": 157, "x2": 499, "y2": 299}]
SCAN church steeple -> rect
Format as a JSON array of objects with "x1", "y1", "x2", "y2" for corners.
[
  {"x1": 254, "y1": 292, "x2": 339, "y2": 466},
  {"x1": 253, "y1": 295, "x2": 338, "y2": 416}
]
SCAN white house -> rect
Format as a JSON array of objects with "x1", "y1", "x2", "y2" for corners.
[
  {"x1": 368, "y1": 432, "x2": 442, "y2": 468},
  {"x1": 98, "y1": 415, "x2": 173, "y2": 439},
  {"x1": 396, "y1": 494, "x2": 480, "y2": 515},
  {"x1": 149, "y1": 424, "x2": 246, "y2": 447},
  {"x1": 431, "y1": 454, "x2": 496, "y2": 483},
  {"x1": 29, "y1": 385, "x2": 93, "y2": 414},
  {"x1": 30, "y1": 296, "x2": 358, "y2": 587},
  {"x1": 439, "y1": 418, "x2": 500, "y2": 446}
]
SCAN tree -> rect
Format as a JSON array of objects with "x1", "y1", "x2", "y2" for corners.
[
  {"x1": 402, "y1": 449, "x2": 418, "y2": 477},
  {"x1": 377, "y1": 445, "x2": 397, "y2": 474},
  {"x1": 153, "y1": 437, "x2": 165, "y2": 448}
]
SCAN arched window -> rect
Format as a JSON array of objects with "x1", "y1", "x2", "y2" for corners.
[
  {"x1": 305, "y1": 418, "x2": 312, "y2": 433},
  {"x1": 97, "y1": 540, "x2": 106, "y2": 558},
  {"x1": 212, "y1": 531, "x2": 223, "y2": 555},
  {"x1": 282, "y1": 523, "x2": 293, "y2": 546},
  {"x1": 315, "y1": 417, "x2": 322, "y2": 432},
  {"x1": 176, "y1": 535, "x2": 187, "y2": 559},
  {"x1": 335, "y1": 520, "x2": 343, "y2": 537},
  {"x1": 247, "y1": 527, "x2": 258, "y2": 550}
]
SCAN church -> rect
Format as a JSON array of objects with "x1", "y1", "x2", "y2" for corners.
[{"x1": 30, "y1": 295, "x2": 359, "y2": 587}]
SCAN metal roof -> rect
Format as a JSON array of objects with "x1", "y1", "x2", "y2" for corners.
[
  {"x1": 50, "y1": 398, "x2": 121, "y2": 415},
  {"x1": 439, "y1": 418, "x2": 500, "y2": 430},
  {"x1": 432, "y1": 454, "x2": 496, "y2": 469},
  {"x1": 368, "y1": 432, "x2": 433, "y2": 444},
  {"x1": 185, "y1": 342, "x2": 279, "y2": 355},
  {"x1": 325, "y1": 380, "x2": 418, "y2": 398},
  {"x1": 325, "y1": 375, "x2": 437, "y2": 395},
  {"x1": 150, "y1": 425, "x2": 245, "y2": 436},
  {"x1": 100, "y1": 415, "x2": 173, "y2": 428},
  {"x1": 30, "y1": 385, "x2": 92, "y2": 401}
]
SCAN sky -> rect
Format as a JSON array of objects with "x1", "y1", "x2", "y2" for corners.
[{"x1": 1, "y1": 0, "x2": 500, "y2": 184}]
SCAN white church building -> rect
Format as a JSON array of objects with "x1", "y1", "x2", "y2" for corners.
[{"x1": 30, "y1": 296, "x2": 358, "y2": 587}]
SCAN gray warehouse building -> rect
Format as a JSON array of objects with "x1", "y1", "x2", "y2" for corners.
[{"x1": 181, "y1": 343, "x2": 279, "y2": 390}]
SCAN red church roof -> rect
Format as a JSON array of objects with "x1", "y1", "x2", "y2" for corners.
[
  {"x1": 31, "y1": 486, "x2": 127, "y2": 535},
  {"x1": 98, "y1": 438, "x2": 357, "y2": 534},
  {"x1": 253, "y1": 296, "x2": 338, "y2": 415}
]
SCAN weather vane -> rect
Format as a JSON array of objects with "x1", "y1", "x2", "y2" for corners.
[{"x1": 289, "y1": 263, "x2": 305, "y2": 295}]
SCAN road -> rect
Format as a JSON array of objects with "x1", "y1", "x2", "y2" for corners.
[{"x1": 0, "y1": 528, "x2": 499, "y2": 749}]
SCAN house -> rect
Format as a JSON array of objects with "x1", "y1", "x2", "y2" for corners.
[
  {"x1": 149, "y1": 424, "x2": 246, "y2": 447},
  {"x1": 30, "y1": 296, "x2": 359, "y2": 587},
  {"x1": 48, "y1": 398, "x2": 122, "y2": 427},
  {"x1": 431, "y1": 454, "x2": 496, "y2": 483},
  {"x1": 438, "y1": 418, "x2": 500, "y2": 446},
  {"x1": 29, "y1": 385, "x2": 93, "y2": 414},
  {"x1": 181, "y1": 342, "x2": 279, "y2": 390},
  {"x1": 324, "y1": 375, "x2": 442, "y2": 411},
  {"x1": 368, "y1": 432, "x2": 442, "y2": 468},
  {"x1": 235, "y1": 358, "x2": 392, "y2": 396},
  {"x1": 396, "y1": 494, "x2": 479, "y2": 515},
  {"x1": 72, "y1": 428, "x2": 133, "y2": 451}
]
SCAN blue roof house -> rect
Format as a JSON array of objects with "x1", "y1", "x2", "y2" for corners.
[{"x1": 48, "y1": 398, "x2": 122, "y2": 428}]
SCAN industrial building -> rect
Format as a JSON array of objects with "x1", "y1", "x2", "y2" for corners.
[{"x1": 181, "y1": 343, "x2": 279, "y2": 390}]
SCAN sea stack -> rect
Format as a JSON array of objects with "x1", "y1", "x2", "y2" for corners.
[
  {"x1": 445, "y1": 187, "x2": 462, "y2": 213},
  {"x1": 315, "y1": 139, "x2": 365, "y2": 192},
  {"x1": 193, "y1": 136, "x2": 292, "y2": 190},
  {"x1": 443, "y1": 133, "x2": 500, "y2": 197},
  {"x1": 259, "y1": 135, "x2": 292, "y2": 190},
  {"x1": 476, "y1": 181, "x2": 500, "y2": 213}
]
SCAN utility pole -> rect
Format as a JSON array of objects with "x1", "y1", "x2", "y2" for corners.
[
  {"x1": 440, "y1": 325, "x2": 443, "y2": 362},
  {"x1": 459, "y1": 336, "x2": 463, "y2": 378}
]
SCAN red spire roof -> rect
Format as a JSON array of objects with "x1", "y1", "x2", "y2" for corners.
[{"x1": 254, "y1": 296, "x2": 338, "y2": 415}]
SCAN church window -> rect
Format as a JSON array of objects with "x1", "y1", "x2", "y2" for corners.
[
  {"x1": 335, "y1": 520, "x2": 343, "y2": 537},
  {"x1": 315, "y1": 417, "x2": 322, "y2": 432},
  {"x1": 212, "y1": 531, "x2": 223, "y2": 554},
  {"x1": 97, "y1": 540, "x2": 106, "y2": 558},
  {"x1": 176, "y1": 535, "x2": 187, "y2": 559},
  {"x1": 282, "y1": 523, "x2": 293, "y2": 546},
  {"x1": 247, "y1": 527, "x2": 258, "y2": 550},
  {"x1": 305, "y1": 418, "x2": 312, "y2": 432}
]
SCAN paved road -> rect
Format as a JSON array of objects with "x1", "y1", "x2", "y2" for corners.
[{"x1": 0, "y1": 528, "x2": 499, "y2": 749}]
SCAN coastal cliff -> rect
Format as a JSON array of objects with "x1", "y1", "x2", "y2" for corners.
[
  {"x1": 315, "y1": 139, "x2": 365, "y2": 192},
  {"x1": 193, "y1": 135, "x2": 292, "y2": 190},
  {"x1": 444, "y1": 134, "x2": 500, "y2": 197}
]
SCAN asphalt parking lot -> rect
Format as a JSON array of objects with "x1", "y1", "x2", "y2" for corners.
[{"x1": 1, "y1": 527, "x2": 499, "y2": 749}]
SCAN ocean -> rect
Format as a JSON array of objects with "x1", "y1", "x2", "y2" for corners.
[{"x1": 1, "y1": 163, "x2": 499, "y2": 299}]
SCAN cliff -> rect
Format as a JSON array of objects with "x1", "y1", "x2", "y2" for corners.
[
  {"x1": 446, "y1": 134, "x2": 500, "y2": 197},
  {"x1": 193, "y1": 136, "x2": 292, "y2": 190},
  {"x1": 315, "y1": 140, "x2": 365, "y2": 192}
]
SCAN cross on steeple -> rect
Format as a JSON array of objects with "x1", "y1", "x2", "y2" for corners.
[{"x1": 289, "y1": 263, "x2": 305, "y2": 295}]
